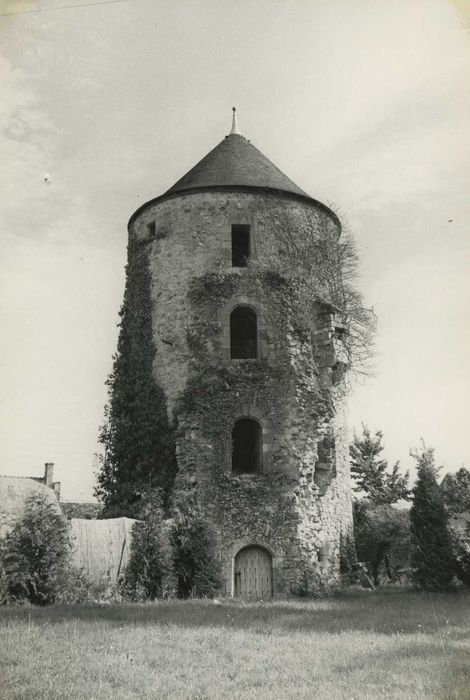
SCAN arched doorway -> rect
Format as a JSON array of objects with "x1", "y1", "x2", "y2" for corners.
[
  {"x1": 232, "y1": 418, "x2": 262, "y2": 474},
  {"x1": 234, "y1": 545, "x2": 273, "y2": 599}
]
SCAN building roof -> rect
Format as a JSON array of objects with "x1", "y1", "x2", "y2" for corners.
[
  {"x1": 164, "y1": 133, "x2": 309, "y2": 199},
  {"x1": 0, "y1": 475, "x2": 62, "y2": 538},
  {"x1": 128, "y1": 113, "x2": 341, "y2": 229}
]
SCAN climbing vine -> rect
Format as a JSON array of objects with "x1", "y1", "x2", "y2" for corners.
[
  {"x1": 95, "y1": 240, "x2": 176, "y2": 517},
  {"x1": 178, "y1": 264, "x2": 335, "y2": 488}
]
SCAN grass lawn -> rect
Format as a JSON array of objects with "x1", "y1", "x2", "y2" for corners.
[{"x1": 0, "y1": 588, "x2": 469, "y2": 699}]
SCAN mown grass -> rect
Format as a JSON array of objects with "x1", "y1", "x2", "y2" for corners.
[{"x1": 0, "y1": 588, "x2": 469, "y2": 699}]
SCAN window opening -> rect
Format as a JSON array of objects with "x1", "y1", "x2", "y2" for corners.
[
  {"x1": 230, "y1": 306, "x2": 257, "y2": 359},
  {"x1": 232, "y1": 418, "x2": 262, "y2": 474},
  {"x1": 231, "y1": 224, "x2": 250, "y2": 267},
  {"x1": 147, "y1": 221, "x2": 156, "y2": 237}
]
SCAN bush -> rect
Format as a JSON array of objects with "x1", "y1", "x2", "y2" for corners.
[
  {"x1": 287, "y1": 562, "x2": 334, "y2": 597},
  {"x1": 451, "y1": 528, "x2": 470, "y2": 587},
  {"x1": 54, "y1": 570, "x2": 124, "y2": 605},
  {"x1": 172, "y1": 496, "x2": 222, "y2": 598},
  {"x1": 122, "y1": 490, "x2": 175, "y2": 600},
  {"x1": 441, "y1": 467, "x2": 470, "y2": 588},
  {"x1": 0, "y1": 493, "x2": 72, "y2": 605},
  {"x1": 353, "y1": 501, "x2": 410, "y2": 585}
]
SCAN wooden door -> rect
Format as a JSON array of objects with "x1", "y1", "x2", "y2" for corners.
[{"x1": 234, "y1": 546, "x2": 273, "y2": 600}]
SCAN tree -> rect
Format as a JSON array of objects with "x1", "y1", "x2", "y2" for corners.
[
  {"x1": 0, "y1": 493, "x2": 71, "y2": 605},
  {"x1": 441, "y1": 467, "x2": 470, "y2": 588},
  {"x1": 122, "y1": 490, "x2": 175, "y2": 600},
  {"x1": 350, "y1": 425, "x2": 409, "y2": 504},
  {"x1": 353, "y1": 501, "x2": 410, "y2": 585},
  {"x1": 95, "y1": 241, "x2": 177, "y2": 516},
  {"x1": 259, "y1": 205, "x2": 376, "y2": 387},
  {"x1": 441, "y1": 467, "x2": 470, "y2": 514},
  {"x1": 410, "y1": 445, "x2": 455, "y2": 591}
]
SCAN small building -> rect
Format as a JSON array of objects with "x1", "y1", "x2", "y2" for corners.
[{"x1": 0, "y1": 463, "x2": 61, "y2": 538}]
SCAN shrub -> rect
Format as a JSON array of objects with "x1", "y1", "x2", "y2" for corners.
[
  {"x1": 172, "y1": 496, "x2": 222, "y2": 598},
  {"x1": 353, "y1": 501, "x2": 410, "y2": 585},
  {"x1": 441, "y1": 467, "x2": 470, "y2": 588},
  {"x1": 339, "y1": 532, "x2": 358, "y2": 581},
  {"x1": 287, "y1": 562, "x2": 334, "y2": 597},
  {"x1": 122, "y1": 490, "x2": 175, "y2": 600},
  {"x1": 451, "y1": 527, "x2": 470, "y2": 587},
  {"x1": 0, "y1": 493, "x2": 72, "y2": 605}
]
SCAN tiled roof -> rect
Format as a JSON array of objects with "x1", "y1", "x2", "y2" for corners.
[{"x1": 165, "y1": 134, "x2": 309, "y2": 198}]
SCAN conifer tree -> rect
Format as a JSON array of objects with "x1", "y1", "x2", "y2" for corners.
[
  {"x1": 410, "y1": 445, "x2": 455, "y2": 590},
  {"x1": 171, "y1": 492, "x2": 222, "y2": 598},
  {"x1": 0, "y1": 494, "x2": 71, "y2": 605},
  {"x1": 122, "y1": 490, "x2": 175, "y2": 599},
  {"x1": 95, "y1": 242, "x2": 176, "y2": 516}
]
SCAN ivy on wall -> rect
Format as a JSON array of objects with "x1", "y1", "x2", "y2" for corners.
[
  {"x1": 178, "y1": 267, "x2": 335, "y2": 487},
  {"x1": 95, "y1": 240, "x2": 176, "y2": 517}
]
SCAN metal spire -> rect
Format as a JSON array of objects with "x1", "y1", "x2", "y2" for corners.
[{"x1": 230, "y1": 106, "x2": 241, "y2": 135}]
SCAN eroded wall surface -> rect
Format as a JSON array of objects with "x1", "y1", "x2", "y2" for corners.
[{"x1": 129, "y1": 190, "x2": 353, "y2": 595}]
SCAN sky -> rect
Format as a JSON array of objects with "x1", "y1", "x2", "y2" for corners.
[{"x1": 1, "y1": 0, "x2": 469, "y2": 501}]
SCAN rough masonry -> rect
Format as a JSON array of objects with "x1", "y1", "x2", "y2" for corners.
[{"x1": 126, "y1": 119, "x2": 354, "y2": 597}]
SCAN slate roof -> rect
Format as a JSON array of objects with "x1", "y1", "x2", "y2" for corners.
[{"x1": 164, "y1": 133, "x2": 309, "y2": 198}]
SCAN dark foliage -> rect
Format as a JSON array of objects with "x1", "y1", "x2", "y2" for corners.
[
  {"x1": 441, "y1": 467, "x2": 470, "y2": 587},
  {"x1": 350, "y1": 425, "x2": 409, "y2": 505},
  {"x1": 95, "y1": 241, "x2": 177, "y2": 516},
  {"x1": 122, "y1": 490, "x2": 175, "y2": 600},
  {"x1": 172, "y1": 495, "x2": 222, "y2": 598},
  {"x1": 410, "y1": 445, "x2": 455, "y2": 591},
  {"x1": 0, "y1": 494, "x2": 71, "y2": 605},
  {"x1": 451, "y1": 529, "x2": 470, "y2": 587},
  {"x1": 441, "y1": 467, "x2": 470, "y2": 514},
  {"x1": 353, "y1": 501, "x2": 410, "y2": 585}
]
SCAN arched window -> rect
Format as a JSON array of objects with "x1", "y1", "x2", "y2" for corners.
[
  {"x1": 232, "y1": 418, "x2": 262, "y2": 474},
  {"x1": 230, "y1": 306, "x2": 257, "y2": 359}
]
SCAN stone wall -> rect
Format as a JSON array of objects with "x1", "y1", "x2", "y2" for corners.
[
  {"x1": 129, "y1": 189, "x2": 354, "y2": 596},
  {"x1": 61, "y1": 502, "x2": 103, "y2": 520},
  {"x1": 130, "y1": 191, "x2": 338, "y2": 416}
]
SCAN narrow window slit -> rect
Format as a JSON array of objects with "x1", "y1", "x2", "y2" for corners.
[
  {"x1": 231, "y1": 224, "x2": 250, "y2": 267},
  {"x1": 230, "y1": 306, "x2": 257, "y2": 359},
  {"x1": 232, "y1": 418, "x2": 262, "y2": 474}
]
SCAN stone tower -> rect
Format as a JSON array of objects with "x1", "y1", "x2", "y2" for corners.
[{"x1": 127, "y1": 111, "x2": 353, "y2": 597}]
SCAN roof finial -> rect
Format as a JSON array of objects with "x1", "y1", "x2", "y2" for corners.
[{"x1": 230, "y1": 106, "x2": 241, "y2": 135}]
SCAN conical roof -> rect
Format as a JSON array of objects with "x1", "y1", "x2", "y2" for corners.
[{"x1": 164, "y1": 133, "x2": 309, "y2": 198}]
